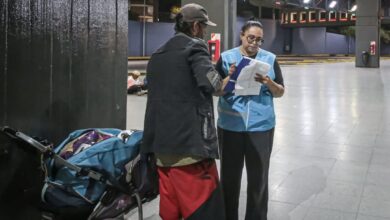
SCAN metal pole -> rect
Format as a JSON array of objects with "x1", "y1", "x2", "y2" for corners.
[
  {"x1": 142, "y1": 0, "x2": 146, "y2": 56},
  {"x1": 273, "y1": 7, "x2": 275, "y2": 20}
]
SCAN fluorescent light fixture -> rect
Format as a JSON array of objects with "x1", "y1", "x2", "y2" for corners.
[
  {"x1": 350, "y1": 4, "x2": 357, "y2": 12},
  {"x1": 303, "y1": 0, "x2": 311, "y2": 3},
  {"x1": 329, "y1": 0, "x2": 337, "y2": 8}
]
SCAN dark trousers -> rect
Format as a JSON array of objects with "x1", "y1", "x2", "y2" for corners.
[
  {"x1": 127, "y1": 85, "x2": 146, "y2": 94},
  {"x1": 218, "y1": 127, "x2": 274, "y2": 220}
]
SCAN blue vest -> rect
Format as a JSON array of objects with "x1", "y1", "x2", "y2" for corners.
[{"x1": 217, "y1": 47, "x2": 276, "y2": 132}]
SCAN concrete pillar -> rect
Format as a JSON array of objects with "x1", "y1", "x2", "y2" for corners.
[
  {"x1": 182, "y1": 0, "x2": 237, "y2": 50},
  {"x1": 0, "y1": 0, "x2": 128, "y2": 143},
  {"x1": 258, "y1": 6, "x2": 262, "y2": 19},
  {"x1": 355, "y1": 0, "x2": 381, "y2": 68}
]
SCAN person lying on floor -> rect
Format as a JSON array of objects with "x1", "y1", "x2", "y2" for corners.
[{"x1": 127, "y1": 70, "x2": 147, "y2": 95}]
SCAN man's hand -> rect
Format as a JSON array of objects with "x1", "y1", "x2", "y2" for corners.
[
  {"x1": 228, "y1": 63, "x2": 236, "y2": 76},
  {"x1": 213, "y1": 63, "x2": 236, "y2": 96}
]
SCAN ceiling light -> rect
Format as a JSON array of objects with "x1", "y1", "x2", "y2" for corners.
[
  {"x1": 303, "y1": 0, "x2": 311, "y2": 3},
  {"x1": 350, "y1": 5, "x2": 357, "y2": 12},
  {"x1": 329, "y1": 1, "x2": 337, "y2": 8}
]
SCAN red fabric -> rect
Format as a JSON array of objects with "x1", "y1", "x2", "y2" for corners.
[
  {"x1": 127, "y1": 76, "x2": 135, "y2": 89},
  {"x1": 157, "y1": 160, "x2": 219, "y2": 220}
]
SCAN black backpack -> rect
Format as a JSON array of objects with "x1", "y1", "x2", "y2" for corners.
[{"x1": 88, "y1": 153, "x2": 159, "y2": 220}]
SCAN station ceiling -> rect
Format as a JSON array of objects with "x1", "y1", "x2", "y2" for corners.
[
  {"x1": 244, "y1": 0, "x2": 390, "y2": 26},
  {"x1": 247, "y1": 0, "x2": 389, "y2": 11}
]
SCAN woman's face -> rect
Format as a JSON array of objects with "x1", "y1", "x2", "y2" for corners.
[{"x1": 240, "y1": 26, "x2": 264, "y2": 56}]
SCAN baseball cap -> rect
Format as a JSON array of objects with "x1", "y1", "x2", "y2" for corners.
[{"x1": 180, "y1": 3, "x2": 217, "y2": 26}]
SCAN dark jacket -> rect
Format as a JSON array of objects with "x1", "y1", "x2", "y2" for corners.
[{"x1": 142, "y1": 33, "x2": 222, "y2": 159}]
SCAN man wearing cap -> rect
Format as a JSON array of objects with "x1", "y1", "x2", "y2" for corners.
[{"x1": 142, "y1": 3, "x2": 226, "y2": 220}]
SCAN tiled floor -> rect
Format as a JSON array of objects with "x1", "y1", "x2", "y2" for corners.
[{"x1": 126, "y1": 60, "x2": 390, "y2": 220}]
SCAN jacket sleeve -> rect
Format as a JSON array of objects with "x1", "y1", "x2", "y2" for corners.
[{"x1": 188, "y1": 40, "x2": 222, "y2": 94}]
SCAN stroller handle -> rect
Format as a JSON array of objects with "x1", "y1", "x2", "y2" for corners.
[
  {"x1": 15, "y1": 131, "x2": 106, "y2": 183},
  {"x1": 15, "y1": 131, "x2": 50, "y2": 153}
]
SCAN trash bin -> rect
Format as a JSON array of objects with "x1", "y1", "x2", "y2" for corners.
[
  {"x1": 361, "y1": 51, "x2": 369, "y2": 67},
  {"x1": 284, "y1": 44, "x2": 291, "y2": 53}
]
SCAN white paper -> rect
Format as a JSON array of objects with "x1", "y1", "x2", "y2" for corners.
[{"x1": 234, "y1": 58, "x2": 271, "y2": 96}]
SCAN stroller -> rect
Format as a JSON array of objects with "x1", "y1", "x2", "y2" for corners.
[{"x1": 0, "y1": 127, "x2": 158, "y2": 220}]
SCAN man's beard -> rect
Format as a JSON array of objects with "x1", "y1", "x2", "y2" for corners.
[
  {"x1": 195, "y1": 31, "x2": 205, "y2": 39},
  {"x1": 194, "y1": 25, "x2": 206, "y2": 39}
]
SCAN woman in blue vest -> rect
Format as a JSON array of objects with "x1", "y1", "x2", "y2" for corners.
[{"x1": 215, "y1": 20, "x2": 285, "y2": 220}]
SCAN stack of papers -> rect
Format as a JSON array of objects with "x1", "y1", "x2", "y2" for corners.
[{"x1": 224, "y1": 57, "x2": 271, "y2": 96}]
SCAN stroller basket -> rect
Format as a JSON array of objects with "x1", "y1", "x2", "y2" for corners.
[{"x1": 2, "y1": 127, "x2": 158, "y2": 220}]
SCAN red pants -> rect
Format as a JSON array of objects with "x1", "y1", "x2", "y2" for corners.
[{"x1": 157, "y1": 160, "x2": 224, "y2": 220}]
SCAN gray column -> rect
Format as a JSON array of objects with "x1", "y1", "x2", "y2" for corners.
[
  {"x1": 182, "y1": 0, "x2": 236, "y2": 50},
  {"x1": 0, "y1": 0, "x2": 128, "y2": 143},
  {"x1": 355, "y1": 0, "x2": 381, "y2": 68}
]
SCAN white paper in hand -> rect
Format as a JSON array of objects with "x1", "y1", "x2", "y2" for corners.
[{"x1": 235, "y1": 58, "x2": 271, "y2": 96}]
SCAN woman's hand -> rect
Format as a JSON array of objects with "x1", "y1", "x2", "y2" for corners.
[
  {"x1": 254, "y1": 73, "x2": 285, "y2": 98},
  {"x1": 254, "y1": 73, "x2": 270, "y2": 85}
]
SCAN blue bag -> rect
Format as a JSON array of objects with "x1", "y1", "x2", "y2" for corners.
[{"x1": 41, "y1": 128, "x2": 143, "y2": 207}]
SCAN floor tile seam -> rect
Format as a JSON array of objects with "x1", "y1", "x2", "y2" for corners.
[
  {"x1": 357, "y1": 214, "x2": 390, "y2": 220},
  {"x1": 360, "y1": 188, "x2": 390, "y2": 202},
  {"x1": 289, "y1": 152, "x2": 347, "y2": 163},
  {"x1": 303, "y1": 206, "x2": 358, "y2": 218},
  {"x1": 268, "y1": 199, "x2": 307, "y2": 205},
  {"x1": 374, "y1": 127, "x2": 387, "y2": 146},
  {"x1": 356, "y1": 144, "x2": 375, "y2": 217},
  {"x1": 315, "y1": 138, "x2": 348, "y2": 146},
  {"x1": 310, "y1": 199, "x2": 361, "y2": 213},
  {"x1": 344, "y1": 123, "x2": 358, "y2": 140},
  {"x1": 315, "y1": 188, "x2": 365, "y2": 198},
  {"x1": 312, "y1": 122, "x2": 336, "y2": 143},
  {"x1": 316, "y1": 127, "x2": 374, "y2": 147},
  {"x1": 295, "y1": 158, "x2": 339, "y2": 219},
  {"x1": 270, "y1": 154, "x2": 337, "y2": 173},
  {"x1": 377, "y1": 121, "x2": 390, "y2": 136},
  {"x1": 268, "y1": 199, "x2": 312, "y2": 219},
  {"x1": 269, "y1": 165, "x2": 317, "y2": 194},
  {"x1": 353, "y1": 211, "x2": 359, "y2": 220},
  {"x1": 357, "y1": 210, "x2": 390, "y2": 220}
]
